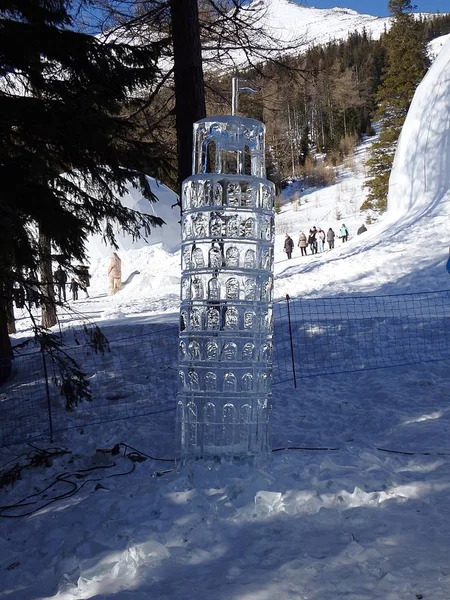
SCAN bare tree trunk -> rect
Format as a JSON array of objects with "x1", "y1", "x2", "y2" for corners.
[
  {"x1": 39, "y1": 230, "x2": 57, "y2": 329},
  {"x1": 170, "y1": 0, "x2": 206, "y2": 195},
  {"x1": 0, "y1": 277, "x2": 13, "y2": 383},
  {"x1": 287, "y1": 102, "x2": 295, "y2": 178},
  {"x1": 4, "y1": 277, "x2": 16, "y2": 334},
  {"x1": 6, "y1": 300, "x2": 16, "y2": 334}
]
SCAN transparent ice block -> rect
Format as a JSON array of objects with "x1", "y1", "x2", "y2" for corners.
[{"x1": 176, "y1": 116, "x2": 275, "y2": 463}]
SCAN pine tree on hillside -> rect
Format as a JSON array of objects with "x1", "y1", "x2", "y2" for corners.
[
  {"x1": 363, "y1": 0, "x2": 429, "y2": 213},
  {"x1": 0, "y1": 0, "x2": 170, "y2": 381}
]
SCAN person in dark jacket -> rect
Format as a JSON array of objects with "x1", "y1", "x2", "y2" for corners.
[
  {"x1": 70, "y1": 278, "x2": 79, "y2": 301},
  {"x1": 308, "y1": 229, "x2": 317, "y2": 254},
  {"x1": 54, "y1": 265, "x2": 67, "y2": 302},
  {"x1": 284, "y1": 234, "x2": 294, "y2": 259},
  {"x1": 298, "y1": 231, "x2": 308, "y2": 256},
  {"x1": 357, "y1": 223, "x2": 368, "y2": 235},
  {"x1": 74, "y1": 265, "x2": 90, "y2": 298},
  {"x1": 327, "y1": 228, "x2": 335, "y2": 250}
]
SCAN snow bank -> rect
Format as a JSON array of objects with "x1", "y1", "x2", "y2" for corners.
[
  {"x1": 86, "y1": 177, "x2": 181, "y2": 261},
  {"x1": 387, "y1": 35, "x2": 450, "y2": 222}
]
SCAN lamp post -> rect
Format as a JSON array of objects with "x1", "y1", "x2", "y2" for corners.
[{"x1": 231, "y1": 77, "x2": 260, "y2": 116}]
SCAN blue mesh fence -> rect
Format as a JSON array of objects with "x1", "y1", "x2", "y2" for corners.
[
  {"x1": 273, "y1": 290, "x2": 450, "y2": 382},
  {"x1": 0, "y1": 348, "x2": 52, "y2": 445},
  {"x1": 1, "y1": 289, "x2": 450, "y2": 446},
  {"x1": 49, "y1": 327, "x2": 179, "y2": 434},
  {"x1": 0, "y1": 325, "x2": 179, "y2": 447}
]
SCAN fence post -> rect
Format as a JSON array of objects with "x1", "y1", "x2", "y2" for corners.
[
  {"x1": 285, "y1": 294, "x2": 297, "y2": 388},
  {"x1": 40, "y1": 344, "x2": 54, "y2": 442}
]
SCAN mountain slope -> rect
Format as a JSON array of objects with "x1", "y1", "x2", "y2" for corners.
[
  {"x1": 250, "y1": 0, "x2": 391, "y2": 49},
  {"x1": 272, "y1": 36, "x2": 450, "y2": 299},
  {"x1": 220, "y1": 0, "x2": 445, "y2": 74}
]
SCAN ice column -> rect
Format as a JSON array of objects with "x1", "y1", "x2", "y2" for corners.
[{"x1": 176, "y1": 115, "x2": 275, "y2": 462}]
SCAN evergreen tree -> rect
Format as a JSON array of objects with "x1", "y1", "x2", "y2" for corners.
[
  {"x1": 0, "y1": 0, "x2": 169, "y2": 380},
  {"x1": 363, "y1": 0, "x2": 429, "y2": 213}
]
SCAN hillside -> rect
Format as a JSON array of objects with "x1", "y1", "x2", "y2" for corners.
[
  {"x1": 250, "y1": 0, "x2": 392, "y2": 48},
  {"x1": 225, "y1": 0, "x2": 445, "y2": 66}
]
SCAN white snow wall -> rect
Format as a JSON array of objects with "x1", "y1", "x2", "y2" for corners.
[
  {"x1": 387, "y1": 35, "x2": 450, "y2": 221},
  {"x1": 85, "y1": 177, "x2": 180, "y2": 260}
]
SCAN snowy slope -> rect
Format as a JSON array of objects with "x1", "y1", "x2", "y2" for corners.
[
  {"x1": 428, "y1": 32, "x2": 450, "y2": 60},
  {"x1": 271, "y1": 35, "x2": 450, "y2": 299},
  {"x1": 209, "y1": 0, "x2": 392, "y2": 68},
  {"x1": 231, "y1": 0, "x2": 443, "y2": 65},
  {"x1": 86, "y1": 177, "x2": 180, "y2": 261},
  {"x1": 250, "y1": 0, "x2": 391, "y2": 49}
]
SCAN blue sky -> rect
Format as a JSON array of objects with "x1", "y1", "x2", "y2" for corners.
[{"x1": 300, "y1": 1, "x2": 448, "y2": 17}]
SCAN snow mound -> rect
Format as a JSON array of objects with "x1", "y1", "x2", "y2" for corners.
[
  {"x1": 86, "y1": 177, "x2": 180, "y2": 261},
  {"x1": 428, "y1": 32, "x2": 450, "y2": 60},
  {"x1": 387, "y1": 35, "x2": 450, "y2": 222}
]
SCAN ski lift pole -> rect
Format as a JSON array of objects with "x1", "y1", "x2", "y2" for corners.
[{"x1": 40, "y1": 344, "x2": 54, "y2": 442}]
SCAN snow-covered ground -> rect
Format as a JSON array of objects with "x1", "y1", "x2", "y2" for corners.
[
  {"x1": 212, "y1": 0, "x2": 445, "y2": 68},
  {"x1": 2, "y1": 35, "x2": 450, "y2": 600}
]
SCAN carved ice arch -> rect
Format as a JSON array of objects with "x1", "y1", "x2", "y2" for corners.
[
  {"x1": 226, "y1": 246, "x2": 239, "y2": 268},
  {"x1": 225, "y1": 277, "x2": 239, "y2": 299}
]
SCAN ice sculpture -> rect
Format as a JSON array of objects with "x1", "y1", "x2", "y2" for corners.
[{"x1": 176, "y1": 115, "x2": 275, "y2": 462}]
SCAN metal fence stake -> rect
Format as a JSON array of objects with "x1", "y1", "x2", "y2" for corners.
[
  {"x1": 286, "y1": 294, "x2": 297, "y2": 388},
  {"x1": 41, "y1": 345, "x2": 53, "y2": 442}
]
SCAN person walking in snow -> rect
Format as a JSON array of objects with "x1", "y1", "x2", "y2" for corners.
[
  {"x1": 70, "y1": 278, "x2": 79, "y2": 301},
  {"x1": 284, "y1": 234, "x2": 294, "y2": 259},
  {"x1": 54, "y1": 265, "x2": 67, "y2": 302},
  {"x1": 75, "y1": 265, "x2": 90, "y2": 298},
  {"x1": 339, "y1": 223, "x2": 349, "y2": 243},
  {"x1": 308, "y1": 228, "x2": 317, "y2": 254},
  {"x1": 108, "y1": 252, "x2": 122, "y2": 294},
  {"x1": 327, "y1": 227, "x2": 335, "y2": 250},
  {"x1": 317, "y1": 228, "x2": 326, "y2": 252},
  {"x1": 298, "y1": 231, "x2": 308, "y2": 256}
]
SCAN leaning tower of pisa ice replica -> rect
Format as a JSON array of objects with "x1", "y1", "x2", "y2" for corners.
[{"x1": 176, "y1": 115, "x2": 275, "y2": 463}]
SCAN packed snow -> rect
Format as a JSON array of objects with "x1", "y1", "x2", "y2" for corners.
[{"x1": 2, "y1": 29, "x2": 450, "y2": 600}]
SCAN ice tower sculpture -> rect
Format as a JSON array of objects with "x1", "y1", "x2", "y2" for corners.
[{"x1": 176, "y1": 115, "x2": 275, "y2": 462}]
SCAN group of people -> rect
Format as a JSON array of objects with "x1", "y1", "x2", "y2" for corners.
[
  {"x1": 54, "y1": 265, "x2": 90, "y2": 302},
  {"x1": 53, "y1": 252, "x2": 122, "y2": 302},
  {"x1": 53, "y1": 252, "x2": 123, "y2": 302},
  {"x1": 54, "y1": 252, "x2": 124, "y2": 301},
  {"x1": 284, "y1": 223, "x2": 351, "y2": 259}
]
